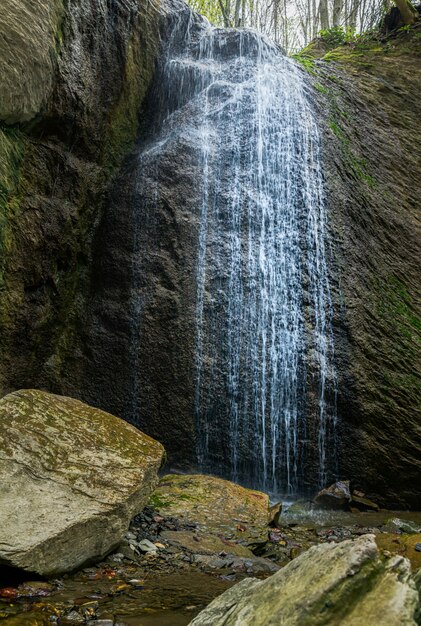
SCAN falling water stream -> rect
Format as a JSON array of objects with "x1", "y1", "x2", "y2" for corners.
[{"x1": 133, "y1": 7, "x2": 337, "y2": 495}]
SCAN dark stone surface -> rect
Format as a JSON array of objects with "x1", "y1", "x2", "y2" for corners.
[
  {"x1": 0, "y1": 2, "x2": 419, "y2": 508},
  {"x1": 308, "y1": 25, "x2": 421, "y2": 508},
  {"x1": 314, "y1": 481, "x2": 352, "y2": 510},
  {"x1": 0, "y1": 0, "x2": 161, "y2": 396}
]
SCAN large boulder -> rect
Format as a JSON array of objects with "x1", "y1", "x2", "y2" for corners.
[
  {"x1": 0, "y1": 389, "x2": 165, "y2": 576},
  {"x1": 150, "y1": 473, "x2": 269, "y2": 545},
  {"x1": 188, "y1": 535, "x2": 419, "y2": 625}
]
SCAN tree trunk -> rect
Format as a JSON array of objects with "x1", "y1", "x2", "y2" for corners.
[
  {"x1": 394, "y1": 0, "x2": 418, "y2": 24},
  {"x1": 218, "y1": 0, "x2": 231, "y2": 26},
  {"x1": 234, "y1": 0, "x2": 242, "y2": 26},
  {"x1": 348, "y1": 0, "x2": 359, "y2": 29},
  {"x1": 319, "y1": 0, "x2": 330, "y2": 29},
  {"x1": 241, "y1": 0, "x2": 246, "y2": 27},
  {"x1": 333, "y1": 0, "x2": 343, "y2": 26}
]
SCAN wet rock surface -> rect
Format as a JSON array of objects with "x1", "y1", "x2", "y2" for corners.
[
  {"x1": 0, "y1": 0, "x2": 63, "y2": 123},
  {"x1": 0, "y1": 390, "x2": 165, "y2": 576},
  {"x1": 0, "y1": 495, "x2": 420, "y2": 625},
  {"x1": 149, "y1": 474, "x2": 270, "y2": 545},
  {"x1": 307, "y1": 24, "x2": 421, "y2": 507},
  {"x1": 314, "y1": 481, "x2": 380, "y2": 512},
  {"x1": 314, "y1": 480, "x2": 352, "y2": 509},
  {"x1": 188, "y1": 534, "x2": 419, "y2": 625},
  {"x1": 0, "y1": 0, "x2": 162, "y2": 401}
]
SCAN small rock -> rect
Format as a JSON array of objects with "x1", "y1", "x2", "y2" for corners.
[
  {"x1": 314, "y1": 480, "x2": 352, "y2": 510},
  {"x1": 0, "y1": 587, "x2": 18, "y2": 599},
  {"x1": 269, "y1": 530, "x2": 284, "y2": 543},
  {"x1": 18, "y1": 581, "x2": 54, "y2": 597},
  {"x1": 62, "y1": 611, "x2": 84, "y2": 624},
  {"x1": 125, "y1": 531, "x2": 136, "y2": 540},
  {"x1": 269, "y1": 502, "x2": 282, "y2": 527},
  {"x1": 138, "y1": 539, "x2": 158, "y2": 553},
  {"x1": 78, "y1": 601, "x2": 98, "y2": 619},
  {"x1": 383, "y1": 518, "x2": 421, "y2": 534},
  {"x1": 415, "y1": 543, "x2": 421, "y2": 552},
  {"x1": 108, "y1": 552, "x2": 125, "y2": 564}
]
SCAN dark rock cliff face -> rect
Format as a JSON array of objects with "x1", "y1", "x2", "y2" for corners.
[
  {"x1": 0, "y1": 1, "x2": 419, "y2": 506},
  {"x1": 66, "y1": 4, "x2": 203, "y2": 467},
  {"x1": 305, "y1": 26, "x2": 421, "y2": 507},
  {"x1": 0, "y1": 0, "x2": 162, "y2": 394}
]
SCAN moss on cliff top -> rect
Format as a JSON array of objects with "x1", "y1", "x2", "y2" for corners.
[{"x1": 301, "y1": 22, "x2": 421, "y2": 66}]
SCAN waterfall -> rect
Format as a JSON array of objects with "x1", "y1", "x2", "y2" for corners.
[{"x1": 132, "y1": 6, "x2": 337, "y2": 495}]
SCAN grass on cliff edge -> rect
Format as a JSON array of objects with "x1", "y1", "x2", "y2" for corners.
[{"x1": 294, "y1": 21, "x2": 421, "y2": 68}]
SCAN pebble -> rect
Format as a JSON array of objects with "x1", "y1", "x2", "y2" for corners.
[
  {"x1": 138, "y1": 539, "x2": 159, "y2": 553},
  {"x1": 62, "y1": 610, "x2": 84, "y2": 623},
  {"x1": 125, "y1": 532, "x2": 136, "y2": 540},
  {"x1": 415, "y1": 543, "x2": 421, "y2": 552}
]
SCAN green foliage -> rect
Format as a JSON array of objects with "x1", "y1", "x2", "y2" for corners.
[
  {"x1": 292, "y1": 53, "x2": 316, "y2": 74},
  {"x1": 187, "y1": 0, "x2": 226, "y2": 26},
  {"x1": 319, "y1": 28, "x2": 383, "y2": 62},
  {"x1": 319, "y1": 26, "x2": 356, "y2": 46},
  {"x1": 314, "y1": 82, "x2": 328, "y2": 94}
]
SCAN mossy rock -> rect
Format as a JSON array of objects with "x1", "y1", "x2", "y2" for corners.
[
  {"x1": 376, "y1": 533, "x2": 421, "y2": 570},
  {"x1": 0, "y1": 389, "x2": 165, "y2": 576},
  {"x1": 149, "y1": 474, "x2": 269, "y2": 543},
  {"x1": 189, "y1": 535, "x2": 418, "y2": 625}
]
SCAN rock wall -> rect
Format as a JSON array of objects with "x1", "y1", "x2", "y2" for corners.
[
  {"x1": 0, "y1": 0, "x2": 162, "y2": 395},
  {"x1": 304, "y1": 26, "x2": 421, "y2": 507},
  {"x1": 0, "y1": 0, "x2": 419, "y2": 507}
]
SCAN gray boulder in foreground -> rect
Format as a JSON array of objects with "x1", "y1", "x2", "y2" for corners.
[
  {"x1": 0, "y1": 389, "x2": 165, "y2": 576},
  {"x1": 189, "y1": 534, "x2": 418, "y2": 626}
]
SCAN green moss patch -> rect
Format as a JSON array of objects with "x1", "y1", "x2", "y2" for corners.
[{"x1": 0, "y1": 125, "x2": 26, "y2": 286}]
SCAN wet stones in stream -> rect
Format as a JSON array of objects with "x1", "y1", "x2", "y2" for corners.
[{"x1": 1, "y1": 475, "x2": 421, "y2": 625}]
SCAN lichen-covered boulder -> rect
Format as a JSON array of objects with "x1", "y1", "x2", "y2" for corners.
[
  {"x1": 188, "y1": 535, "x2": 419, "y2": 626},
  {"x1": 0, "y1": 389, "x2": 165, "y2": 576},
  {"x1": 0, "y1": 0, "x2": 63, "y2": 123},
  {"x1": 150, "y1": 473, "x2": 269, "y2": 545}
]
